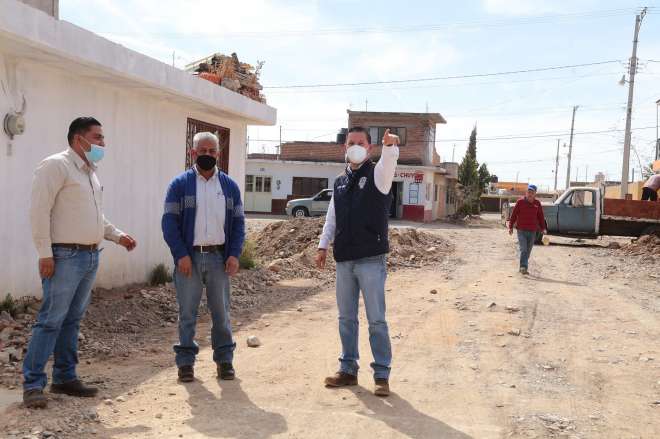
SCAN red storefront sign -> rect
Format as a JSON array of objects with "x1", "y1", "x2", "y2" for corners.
[{"x1": 395, "y1": 171, "x2": 424, "y2": 183}]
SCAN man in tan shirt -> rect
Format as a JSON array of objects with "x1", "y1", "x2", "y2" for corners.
[{"x1": 23, "y1": 117, "x2": 136, "y2": 409}]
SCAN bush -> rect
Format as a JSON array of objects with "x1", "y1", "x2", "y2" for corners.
[
  {"x1": 0, "y1": 293, "x2": 17, "y2": 318},
  {"x1": 149, "y1": 263, "x2": 173, "y2": 286},
  {"x1": 239, "y1": 240, "x2": 258, "y2": 270}
]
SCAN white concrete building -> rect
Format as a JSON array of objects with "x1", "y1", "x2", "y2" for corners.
[
  {"x1": 246, "y1": 111, "x2": 459, "y2": 221},
  {"x1": 0, "y1": 0, "x2": 276, "y2": 297},
  {"x1": 246, "y1": 158, "x2": 458, "y2": 221}
]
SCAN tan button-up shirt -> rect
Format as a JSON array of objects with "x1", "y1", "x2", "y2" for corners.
[{"x1": 30, "y1": 148, "x2": 123, "y2": 259}]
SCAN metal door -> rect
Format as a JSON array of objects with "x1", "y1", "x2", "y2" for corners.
[
  {"x1": 558, "y1": 189, "x2": 597, "y2": 234},
  {"x1": 311, "y1": 189, "x2": 332, "y2": 215}
]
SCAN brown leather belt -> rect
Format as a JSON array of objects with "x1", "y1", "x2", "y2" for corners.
[
  {"x1": 52, "y1": 243, "x2": 99, "y2": 251},
  {"x1": 193, "y1": 245, "x2": 225, "y2": 254}
]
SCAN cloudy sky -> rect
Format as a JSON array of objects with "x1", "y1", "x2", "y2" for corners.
[{"x1": 60, "y1": 0, "x2": 660, "y2": 190}]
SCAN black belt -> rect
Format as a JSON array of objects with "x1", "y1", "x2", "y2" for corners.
[
  {"x1": 52, "y1": 243, "x2": 99, "y2": 251},
  {"x1": 193, "y1": 245, "x2": 225, "y2": 253}
]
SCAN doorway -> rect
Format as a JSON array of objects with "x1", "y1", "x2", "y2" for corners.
[
  {"x1": 244, "y1": 175, "x2": 273, "y2": 213},
  {"x1": 186, "y1": 118, "x2": 230, "y2": 172},
  {"x1": 390, "y1": 182, "x2": 403, "y2": 218}
]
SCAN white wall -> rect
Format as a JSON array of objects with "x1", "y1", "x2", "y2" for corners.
[
  {"x1": 0, "y1": 54, "x2": 249, "y2": 297},
  {"x1": 247, "y1": 160, "x2": 345, "y2": 198}
]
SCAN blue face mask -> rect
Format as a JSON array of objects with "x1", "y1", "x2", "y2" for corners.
[
  {"x1": 79, "y1": 136, "x2": 105, "y2": 163},
  {"x1": 84, "y1": 144, "x2": 105, "y2": 163}
]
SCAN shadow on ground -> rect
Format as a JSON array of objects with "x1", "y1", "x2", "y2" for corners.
[
  {"x1": 183, "y1": 378, "x2": 287, "y2": 438},
  {"x1": 350, "y1": 386, "x2": 473, "y2": 439}
]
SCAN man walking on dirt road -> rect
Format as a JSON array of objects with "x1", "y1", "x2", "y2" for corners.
[
  {"x1": 508, "y1": 184, "x2": 547, "y2": 275},
  {"x1": 24, "y1": 117, "x2": 137, "y2": 409},
  {"x1": 162, "y1": 131, "x2": 245, "y2": 384},
  {"x1": 316, "y1": 126, "x2": 399, "y2": 397}
]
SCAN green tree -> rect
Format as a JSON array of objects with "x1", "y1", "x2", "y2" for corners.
[
  {"x1": 478, "y1": 163, "x2": 492, "y2": 190},
  {"x1": 467, "y1": 125, "x2": 477, "y2": 160},
  {"x1": 457, "y1": 125, "x2": 490, "y2": 215}
]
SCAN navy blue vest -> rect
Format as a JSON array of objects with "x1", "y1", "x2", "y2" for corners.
[{"x1": 332, "y1": 161, "x2": 392, "y2": 262}]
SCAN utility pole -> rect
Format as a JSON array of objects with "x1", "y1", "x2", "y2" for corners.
[
  {"x1": 585, "y1": 165, "x2": 589, "y2": 183},
  {"x1": 554, "y1": 139, "x2": 560, "y2": 191},
  {"x1": 620, "y1": 7, "x2": 647, "y2": 198},
  {"x1": 365, "y1": 99, "x2": 368, "y2": 111},
  {"x1": 278, "y1": 125, "x2": 282, "y2": 160},
  {"x1": 655, "y1": 99, "x2": 660, "y2": 160},
  {"x1": 452, "y1": 144, "x2": 456, "y2": 162},
  {"x1": 565, "y1": 105, "x2": 578, "y2": 189}
]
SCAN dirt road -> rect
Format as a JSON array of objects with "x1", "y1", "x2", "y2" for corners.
[{"x1": 3, "y1": 221, "x2": 659, "y2": 438}]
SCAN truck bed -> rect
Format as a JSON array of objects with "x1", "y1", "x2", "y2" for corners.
[
  {"x1": 603, "y1": 198, "x2": 660, "y2": 220},
  {"x1": 601, "y1": 198, "x2": 660, "y2": 237}
]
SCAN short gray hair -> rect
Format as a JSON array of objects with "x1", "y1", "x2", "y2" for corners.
[{"x1": 193, "y1": 131, "x2": 219, "y2": 149}]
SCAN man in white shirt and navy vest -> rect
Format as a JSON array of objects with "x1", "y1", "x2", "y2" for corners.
[
  {"x1": 162, "y1": 132, "x2": 245, "y2": 383},
  {"x1": 24, "y1": 117, "x2": 136, "y2": 409},
  {"x1": 316, "y1": 126, "x2": 399, "y2": 397}
]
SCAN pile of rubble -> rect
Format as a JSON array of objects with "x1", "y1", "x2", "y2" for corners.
[
  {"x1": 190, "y1": 52, "x2": 266, "y2": 103},
  {"x1": 620, "y1": 234, "x2": 660, "y2": 256},
  {"x1": 254, "y1": 217, "x2": 454, "y2": 274},
  {"x1": 0, "y1": 218, "x2": 454, "y2": 389}
]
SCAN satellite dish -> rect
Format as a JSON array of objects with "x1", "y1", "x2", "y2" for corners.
[{"x1": 618, "y1": 75, "x2": 627, "y2": 86}]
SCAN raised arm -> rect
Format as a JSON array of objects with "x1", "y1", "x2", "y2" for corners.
[{"x1": 374, "y1": 129, "x2": 400, "y2": 195}]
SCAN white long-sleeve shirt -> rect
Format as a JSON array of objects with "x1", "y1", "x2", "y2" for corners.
[
  {"x1": 318, "y1": 145, "x2": 399, "y2": 250},
  {"x1": 30, "y1": 148, "x2": 123, "y2": 259}
]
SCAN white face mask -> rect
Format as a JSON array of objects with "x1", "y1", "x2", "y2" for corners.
[{"x1": 346, "y1": 144, "x2": 368, "y2": 164}]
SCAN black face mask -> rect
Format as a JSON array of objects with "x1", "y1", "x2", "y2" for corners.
[{"x1": 196, "y1": 155, "x2": 217, "y2": 171}]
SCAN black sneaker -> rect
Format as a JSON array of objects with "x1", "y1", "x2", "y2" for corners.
[
  {"x1": 178, "y1": 365, "x2": 194, "y2": 383},
  {"x1": 23, "y1": 389, "x2": 47, "y2": 409},
  {"x1": 50, "y1": 379, "x2": 98, "y2": 397},
  {"x1": 217, "y1": 362, "x2": 235, "y2": 380}
]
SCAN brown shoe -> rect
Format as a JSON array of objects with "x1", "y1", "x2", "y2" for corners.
[
  {"x1": 50, "y1": 379, "x2": 98, "y2": 397},
  {"x1": 217, "y1": 362, "x2": 235, "y2": 380},
  {"x1": 178, "y1": 365, "x2": 194, "y2": 383},
  {"x1": 23, "y1": 389, "x2": 47, "y2": 409},
  {"x1": 324, "y1": 372, "x2": 357, "y2": 387},
  {"x1": 374, "y1": 379, "x2": 390, "y2": 397}
]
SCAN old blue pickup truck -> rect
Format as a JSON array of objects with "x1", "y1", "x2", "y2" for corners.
[{"x1": 503, "y1": 187, "x2": 660, "y2": 241}]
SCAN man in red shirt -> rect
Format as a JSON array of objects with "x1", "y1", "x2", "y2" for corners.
[{"x1": 508, "y1": 185, "x2": 547, "y2": 275}]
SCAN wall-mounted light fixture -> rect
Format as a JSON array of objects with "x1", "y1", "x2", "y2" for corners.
[{"x1": 3, "y1": 96, "x2": 26, "y2": 140}]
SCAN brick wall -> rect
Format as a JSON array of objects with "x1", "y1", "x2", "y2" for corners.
[
  {"x1": 348, "y1": 114, "x2": 439, "y2": 166},
  {"x1": 280, "y1": 142, "x2": 345, "y2": 162}
]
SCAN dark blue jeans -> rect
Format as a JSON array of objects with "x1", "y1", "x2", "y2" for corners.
[
  {"x1": 173, "y1": 251, "x2": 235, "y2": 367},
  {"x1": 23, "y1": 247, "x2": 99, "y2": 391},
  {"x1": 517, "y1": 229, "x2": 536, "y2": 269}
]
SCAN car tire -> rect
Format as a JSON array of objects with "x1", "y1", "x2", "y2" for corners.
[{"x1": 292, "y1": 207, "x2": 309, "y2": 218}]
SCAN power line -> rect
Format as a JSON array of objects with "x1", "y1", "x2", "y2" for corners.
[
  {"x1": 247, "y1": 125, "x2": 657, "y2": 144},
  {"x1": 95, "y1": 8, "x2": 647, "y2": 39},
  {"x1": 263, "y1": 60, "x2": 623, "y2": 89}
]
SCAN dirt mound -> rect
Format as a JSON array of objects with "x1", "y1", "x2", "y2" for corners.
[
  {"x1": 621, "y1": 234, "x2": 660, "y2": 256},
  {"x1": 252, "y1": 217, "x2": 454, "y2": 273}
]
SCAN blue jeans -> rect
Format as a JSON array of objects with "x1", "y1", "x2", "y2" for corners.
[
  {"x1": 23, "y1": 247, "x2": 99, "y2": 391},
  {"x1": 335, "y1": 254, "x2": 391, "y2": 380},
  {"x1": 173, "y1": 251, "x2": 235, "y2": 367},
  {"x1": 517, "y1": 230, "x2": 536, "y2": 269}
]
